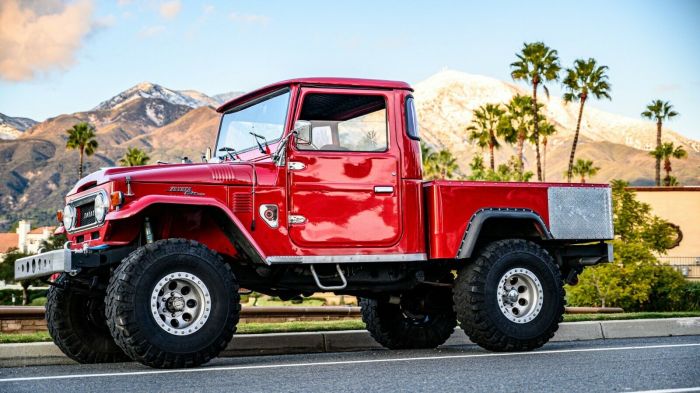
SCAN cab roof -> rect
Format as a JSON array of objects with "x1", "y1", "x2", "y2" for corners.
[{"x1": 216, "y1": 77, "x2": 413, "y2": 113}]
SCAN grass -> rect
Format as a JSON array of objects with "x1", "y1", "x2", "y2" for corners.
[
  {"x1": 1, "y1": 311, "x2": 698, "y2": 344},
  {"x1": 0, "y1": 332, "x2": 51, "y2": 344},
  {"x1": 562, "y1": 311, "x2": 700, "y2": 322}
]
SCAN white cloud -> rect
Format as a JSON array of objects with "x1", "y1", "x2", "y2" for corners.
[
  {"x1": 139, "y1": 25, "x2": 166, "y2": 38},
  {"x1": 159, "y1": 0, "x2": 181, "y2": 20},
  {"x1": 203, "y1": 4, "x2": 214, "y2": 15},
  {"x1": 0, "y1": 0, "x2": 96, "y2": 81},
  {"x1": 229, "y1": 12, "x2": 269, "y2": 26}
]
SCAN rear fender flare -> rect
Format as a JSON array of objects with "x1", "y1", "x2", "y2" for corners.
[{"x1": 455, "y1": 208, "x2": 552, "y2": 259}]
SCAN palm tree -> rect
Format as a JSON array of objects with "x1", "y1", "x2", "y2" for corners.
[
  {"x1": 66, "y1": 122, "x2": 98, "y2": 178},
  {"x1": 500, "y1": 94, "x2": 540, "y2": 175},
  {"x1": 510, "y1": 42, "x2": 561, "y2": 181},
  {"x1": 435, "y1": 150, "x2": 459, "y2": 179},
  {"x1": 119, "y1": 147, "x2": 150, "y2": 166},
  {"x1": 467, "y1": 103, "x2": 505, "y2": 170},
  {"x1": 563, "y1": 58, "x2": 612, "y2": 182},
  {"x1": 569, "y1": 158, "x2": 600, "y2": 183},
  {"x1": 532, "y1": 119, "x2": 557, "y2": 181},
  {"x1": 421, "y1": 142, "x2": 439, "y2": 179},
  {"x1": 642, "y1": 100, "x2": 679, "y2": 186},
  {"x1": 650, "y1": 142, "x2": 687, "y2": 186}
]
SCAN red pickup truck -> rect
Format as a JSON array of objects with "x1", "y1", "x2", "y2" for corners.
[{"x1": 16, "y1": 78, "x2": 613, "y2": 368}]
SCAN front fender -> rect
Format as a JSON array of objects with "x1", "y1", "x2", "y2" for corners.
[{"x1": 107, "y1": 194, "x2": 267, "y2": 262}]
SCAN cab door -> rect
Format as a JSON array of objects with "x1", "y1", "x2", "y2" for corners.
[{"x1": 287, "y1": 88, "x2": 402, "y2": 249}]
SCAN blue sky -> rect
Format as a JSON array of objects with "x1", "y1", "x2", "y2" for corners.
[{"x1": 1, "y1": 0, "x2": 699, "y2": 139}]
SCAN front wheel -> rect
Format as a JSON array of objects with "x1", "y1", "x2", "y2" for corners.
[
  {"x1": 106, "y1": 239, "x2": 240, "y2": 368},
  {"x1": 453, "y1": 239, "x2": 565, "y2": 352},
  {"x1": 46, "y1": 274, "x2": 129, "y2": 364}
]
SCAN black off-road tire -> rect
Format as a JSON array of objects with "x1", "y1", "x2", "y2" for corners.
[
  {"x1": 46, "y1": 274, "x2": 129, "y2": 364},
  {"x1": 453, "y1": 239, "x2": 565, "y2": 352},
  {"x1": 105, "y1": 239, "x2": 240, "y2": 368},
  {"x1": 360, "y1": 287, "x2": 457, "y2": 350}
]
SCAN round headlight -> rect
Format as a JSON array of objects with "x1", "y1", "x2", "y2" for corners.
[
  {"x1": 63, "y1": 205, "x2": 76, "y2": 230},
  {"x1": 94, "y1": 192, "x2": 109, "y2": 223}
]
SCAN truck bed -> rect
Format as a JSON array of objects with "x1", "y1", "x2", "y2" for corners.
[{"x1": 422, "y1": 180, "x2": 613, "y2": 259}]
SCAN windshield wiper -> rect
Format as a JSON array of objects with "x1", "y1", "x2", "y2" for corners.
[
  {"x1": 218, "y1": 146, "x2": 240, "y2": 161},
  {"x1": 249, "y1": 131, "x2": 270, "y2": 154}
]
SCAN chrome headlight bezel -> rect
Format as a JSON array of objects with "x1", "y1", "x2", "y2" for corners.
[
  {"x1": 62, "y1": 204, "x2": 76, "y2": 230},
  {"x1": 94, "y1": 191, "x2": 109, "y2": 223}
]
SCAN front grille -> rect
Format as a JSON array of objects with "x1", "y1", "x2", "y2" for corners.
[{"x1": 77, "y1": 201, "x2": 96, "y2": 227}]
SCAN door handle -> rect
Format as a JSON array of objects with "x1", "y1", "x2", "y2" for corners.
[{"x1": 374, "y1": 186, "x2": 394, "y2": 194}]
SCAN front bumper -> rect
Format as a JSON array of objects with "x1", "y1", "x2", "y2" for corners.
[{"x1": 14, "y1": 249, "x2": 100, "y2": 280}]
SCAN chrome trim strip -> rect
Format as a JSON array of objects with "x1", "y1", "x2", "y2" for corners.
[
  {"x1": 266, "y1": 253, "x2": 428, "y2": 264},
  {"x1": 66, "y1": 190, "x2": 107, "y2": 234}
]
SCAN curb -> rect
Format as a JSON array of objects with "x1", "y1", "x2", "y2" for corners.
[{"x1": 1, "y1": 317, "x2": 698, "y2": 368}]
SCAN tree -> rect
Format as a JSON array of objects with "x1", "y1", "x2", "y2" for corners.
[
  {"x1": 531, "y1": 119, "x2": 557, "y2": 181},
  {"x1": 119, "y1": 147, "x2": 150, "y2": 167},
  {"x1": 511, "y1": 41, "x2": 561, "y2": 181},
  {"x1": 650, "y1": 142, "x2": 687, "y2": 186},
  {"x1": 566, "y1": 181, "x2": 685, "y2": 310},
  {"x1": 641, "y1": 100, "x2": 678, "y2": 186},
  {"x1": 66, "y1": 122, "x2": 99, "y2": 178},
  {"x1": 0, "y1": 248, "x2": 40, "y2": 305},
  {"x1": 434, "y1": 150, "x2": 459, "y2": 179},
  {"x1": 500, "y1": 94, "x2": 538, "y2": 175},
  {"x1": 467, "y1": 103, "x2": 505, "y2": 170},
  {"x1": 563, "y1": 58, "x2": 612, "y2": 182},
  {"x1": 468, "y1": 155, "x2": 534, "y2": 182},
  {"x1": 569, "y1": 158, "x2": 600, "y2": 183},
  {"x1": 421, "y1": 143, "x2": 459, "y2": 180}
]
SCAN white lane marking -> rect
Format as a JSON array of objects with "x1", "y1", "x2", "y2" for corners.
[
  {"x1": 629, "y1": 388, "x2": 700, "y2": 393},
  {"x1": 0, "y1": 342, "x2": 698, "y2": 383}
]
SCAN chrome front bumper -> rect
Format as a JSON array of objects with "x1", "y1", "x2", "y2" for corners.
[{"x1": 15, "y1": 249, "x2": 73, "y2": 280}]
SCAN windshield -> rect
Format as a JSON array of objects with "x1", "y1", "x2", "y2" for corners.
[{"x1": 216, "y1": 89, "x2": 290, "y2": 157}]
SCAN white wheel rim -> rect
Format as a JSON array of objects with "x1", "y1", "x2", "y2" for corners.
[
  {"x1": 496, "y1": 267, "x2": 543, "y2": 324},
  {"x1": 150, "y1": 272, "x2": 211, "y2": 336}
]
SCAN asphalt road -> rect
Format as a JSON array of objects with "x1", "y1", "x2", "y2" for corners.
[{"x1": 0, "y1": 336, "x2": 698, "y2": 393}]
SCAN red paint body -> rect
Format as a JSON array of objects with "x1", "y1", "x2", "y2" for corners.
[{"x1": 62, "y1": 78, "x2": 608, "y2": 264}]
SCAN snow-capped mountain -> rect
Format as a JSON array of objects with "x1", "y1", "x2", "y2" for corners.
[
  {"x1": 413, "y1": 69, "x2": 699, "y2": 154},
  {"x1": 93, "y1": 82, "x2": 220, "y2": 112},
  {"x1": 413, "y1": 70, "x2": 699, "y2": 183},
  {"x1": 0, "y1": 113, "x2": 38, "y2": 140}
]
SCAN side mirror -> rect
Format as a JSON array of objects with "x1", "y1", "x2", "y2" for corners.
[{"x1": 293, "y1": 120, "x2": 312, "y2": 146}]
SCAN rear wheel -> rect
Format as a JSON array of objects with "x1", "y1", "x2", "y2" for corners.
[
  {"x1": 453, "y1": 239, "x2": 565, "y2": 352},
  {"x1": 106, "y1": 239, "x2": 240, "y2": 368},
  {"x1": 46, "y1": 274, "x2": 128, "y2": 364},
  {"x1": 360, "y1": 286, "x2": 456, "y2": 349}
]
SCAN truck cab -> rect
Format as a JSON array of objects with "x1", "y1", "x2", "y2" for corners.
[{"x1": 16, "y1": 78, "x2": 613, "y2": 369}]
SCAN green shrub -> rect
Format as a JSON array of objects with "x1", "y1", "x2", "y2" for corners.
[
  {"x1": 0, "y1": 289, "x2": 48, "y2": 305},
  {"x1": 680, "y1": 282, "x2": 700, "y2": 311},
  {"x1": 29, "y1": 296, "x2": 47, "y2": 306}
]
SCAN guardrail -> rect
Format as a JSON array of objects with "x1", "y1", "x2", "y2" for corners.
[{"x1": 0, "y1": 305, "x2": 623, "y2": 321}]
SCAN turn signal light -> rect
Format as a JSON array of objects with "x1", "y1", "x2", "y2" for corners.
[
  {"x1": 56, "y1": 210, "x2": 63, "y2": 223},
  {"x1": 110, "y1": 191, "x2": 124, "y2": 207}
]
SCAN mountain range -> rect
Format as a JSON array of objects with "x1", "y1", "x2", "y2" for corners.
[{"x1": 0, "y1": 70, "x2": 698, "y2": 230}]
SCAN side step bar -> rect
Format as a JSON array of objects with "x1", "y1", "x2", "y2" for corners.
[{"x1": 309, "y1": 264, "x2": 347, "y2": 291}]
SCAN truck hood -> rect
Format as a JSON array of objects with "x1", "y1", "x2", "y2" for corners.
[{"x1": 69, "y1": 163, "x2": 254, "y2": 195}]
